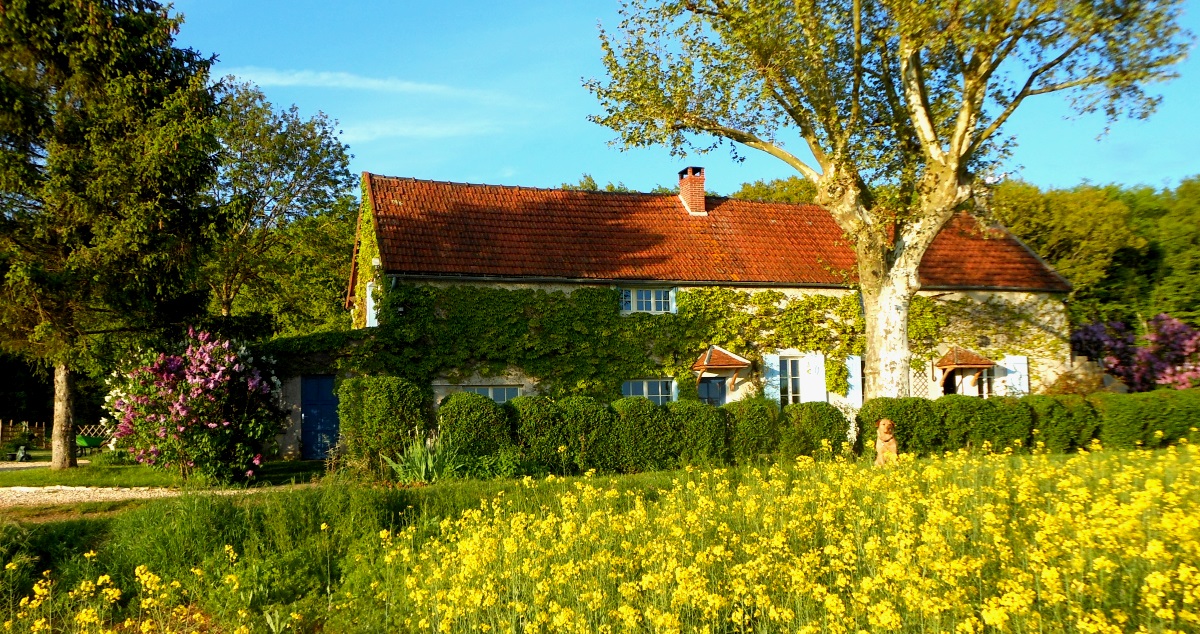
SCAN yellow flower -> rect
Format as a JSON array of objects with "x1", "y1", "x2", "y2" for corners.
[
  {"x1": 321, "y1": 523, "x2": 329, "y2": 531},
  {"x1": 83, "y1": 550, "x2": 97, "y2": 560}
]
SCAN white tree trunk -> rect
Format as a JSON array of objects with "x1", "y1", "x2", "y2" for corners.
[
  {"x1": 50, "y1": 363, "x2": 78, "y2": 470},
  {"x1": 861, "y1": 276, "x2": 916, "y2": 399}
]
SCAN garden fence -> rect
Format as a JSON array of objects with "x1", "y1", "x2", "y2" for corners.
[{"x1": 1, "y1": 420, "x2": 49, "y2": 448}]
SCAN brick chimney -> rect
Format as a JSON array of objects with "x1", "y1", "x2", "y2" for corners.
[{"x1": 678, "y1": 166, "x2": 706, "y2": 216}]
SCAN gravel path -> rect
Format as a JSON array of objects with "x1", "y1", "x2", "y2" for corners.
[{"x1": 0, "y1": 485, "x2": 182, "y2": 508}]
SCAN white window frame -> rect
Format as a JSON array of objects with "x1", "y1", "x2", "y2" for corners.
[
  {"x1": 621, "y1": 378, "x2": 676, "y2": 405},
  {"x1": 779, "y1": 356, "x2": 805, "y2": 405},
  {"x1": 619, "y1": 287, "x2": 676, "y2": 314},
  {"x1": 459, "y1": 385, "x2": 521, "y2": 404}
]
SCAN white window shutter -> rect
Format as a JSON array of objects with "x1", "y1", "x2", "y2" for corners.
[
  {"x1": 845, "y1": 355, "x2": 864, "y2": 407},
  {"x1": 1001, "y1": 356, "x2": 1029, "y2": 396},
  {"x1": 365, "y1": 281, "x2": 378, "y2": 328},
  {"x1": 762, "y1": 354, "x2": 780, "y2": 403},
  {"x1": 669, "y1": 287, "x2": 679, "y2": 314},
  {"x1": 670, "y1": 379, "x2": 679, "y2": 402},
  {"x1": 800, "y1": 352, "x2": 827, "y2": 402}
]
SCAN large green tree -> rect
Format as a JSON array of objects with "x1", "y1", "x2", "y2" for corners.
[
  {"x1": 203, "y1": 82, "x2": 355, "y2": 323},
  {"x1": 0, "y1": 1, "x2": 220, "y2": 469},
  {"x1": 588, "y1": 0, "x2": 1188, "y2": 397}
]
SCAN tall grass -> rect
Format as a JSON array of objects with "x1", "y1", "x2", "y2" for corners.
[{"x1": 4, "y1": 447, "x2": 1198, "y2": 632}]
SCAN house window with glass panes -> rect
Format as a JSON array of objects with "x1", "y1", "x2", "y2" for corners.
[
  {"x1": 461, "y1": 386, "x2": 520, "y2": 404},
  {"x1": 779, "y1": 357, "x2": 805, "y2": 405},
  {"x1": 621, "y1": 379, "x2": 675, "y2": 405},
  {"x1": 619, "y1": 288, "x2": 673, "y2": 313}
]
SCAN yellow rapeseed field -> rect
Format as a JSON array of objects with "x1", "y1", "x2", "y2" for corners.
[{"x1": 6, "y1": 443, "x2": 1200, "y2": 633}]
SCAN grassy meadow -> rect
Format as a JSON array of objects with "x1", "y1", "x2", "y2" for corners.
[{"x1": 3, "y1": 445, "x2": 1198, "y2": 633}]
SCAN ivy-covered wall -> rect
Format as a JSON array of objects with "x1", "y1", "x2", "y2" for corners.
[{"x1": 276, "y1": 278, "x2": 1070, "y2": 401}]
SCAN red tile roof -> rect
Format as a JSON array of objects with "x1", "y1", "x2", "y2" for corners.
[
  {"x1": 361, "y1": 173, "x2": 1070, "y2": 292},
  {"x1": 935, "y1": 347, "x2": 997, "y2": 368},
  {"x1": 692, "y1": 346, "x2": 752, "y2": 371}
]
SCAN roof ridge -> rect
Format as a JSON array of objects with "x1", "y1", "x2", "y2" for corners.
[{"x1": 364, "y1": 172, "x2": 675, "y2": 197}]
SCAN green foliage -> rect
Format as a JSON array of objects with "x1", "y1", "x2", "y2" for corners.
[
  {"x1": 203, "y1": 81, "x2": 356, "y2": 334},
  {"x1": 667, "y1": 400, "x2": 728, "y2": 465},
  {"x1": 934, "y1": 395, "x2": 1003, "y2": 451},
  {"x1": 988, "y1": 397, "x2": 1035, "y2": 450},
  {"x1": 437, "y1": 393, "x2": 513, "y2": 459},
  {"x1": 557, "y1": 396, "x2": 622, "y2": 473},
  {"x1": 1090, "y1": 390, "x2": 1200, "y2": 450},
  {"x1": 463, "y1": 445, "x2": 525, "y2": 480},
  {"x1": 723, "y1": 397, "x2": 779, "y2": 461},
  {"x1": 382, "y1": 434, "x2": 463, "y2": 484},
  {"x1": 336, "y1": 376, "x2": 428, "y2": 476},
  {"x1": 1024, "y1": 395, "x2": 1097, "y2": 453},
  {"x1": 611, "y1": 397, "x2": 678, "y2": 472},
  {"x1": 731, "y1": 176, "x2": 817, "y2": 204},
  {"x1": 507, "y1": 396, "x2": 570, "y2": 472},
  {"x1": 857, "y1": 398, "x2": 942, "y2": 456},
  {"x1": 779, "y1": 402, "x2": 850, "y2": 458}
]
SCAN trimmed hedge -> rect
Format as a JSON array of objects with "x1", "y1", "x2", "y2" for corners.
[
  {"x1": 724, "y1": 397, "x2": 779, "y2": 461},
  {"x1": 1090, "y1": 390, "x2": 1200, "y2": 450},
  {"x1": 667, "y1": 400, "x2": 728, "y2": 465},
  {"x1": 1025, "y1": 395, "x2": 1097, "y2": 453},
  {"x1": 336, "y1": 376, "x2": 427, "y2": 474},
  {"x1": 856, "y1": 397, "x2": 941, "y2": 455},
  {"x1": 507, "y1": 396, "x2": 569, "y2": 470},
  {"x1": 558, "y1": 396, "x2": 622, "y2": 473},
  {"x1": 779, "y1": 402, "x2": 850, "y2": 458},
  {"x1": 988, "y1": 397, "x2": 1035, "y2": 450},
  {"x1": 935, "y1": 395, "x2": 1003, "y2": 451},
  {"x1": 612, "y1": 397, "x2": 679, "y2": 473},
  {"x1": 437, "y1": 392, "x2": 513, "y2": 457}
]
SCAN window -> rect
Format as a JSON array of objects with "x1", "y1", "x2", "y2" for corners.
[
  {"x1": 942, "y1": 368, "x2": 994, "y2": 398},
  {"x1": 779, "y1": 357, "x2": 804, "y2": 405},
  {"x1": 621, "y1": 379, "x2": 675, "y2": 405},
  {"x1": 619, "y1": 288, "x2": 673, "y2": 313},
  {"x1": 461, "y1": 386, "x2": 520, "y2": 404}
]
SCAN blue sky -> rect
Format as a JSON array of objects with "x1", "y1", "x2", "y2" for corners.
[{"x1": 172, "y1": 1, "x2": 1200, "y2": 195}]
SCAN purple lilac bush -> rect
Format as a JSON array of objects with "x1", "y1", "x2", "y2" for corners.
[
  {"x1": 104, "y1": 329, "x2": 285, "y2": 482},
  {"x1": 1072, "y1": 314, "x2": 1200, "y2": 391}
]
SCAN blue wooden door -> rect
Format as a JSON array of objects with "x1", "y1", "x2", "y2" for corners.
[
  {"x1": 697, "y1": 377, "x2": 727, "y2": 406},
  {"x1": 301, "y1": 375, "x2": 338, "y2": 460}
]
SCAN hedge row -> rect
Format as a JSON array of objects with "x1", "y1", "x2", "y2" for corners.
[
  {"x1": 856, "y1": 388, "x2": 1200, "y2": 455},
  {"x1": 336, "y1": 376, "x2": 1200, "y2": 478}
]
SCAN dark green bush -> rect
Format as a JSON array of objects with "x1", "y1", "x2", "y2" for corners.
[
  {"x1": 336, "y1": 376, "x2": 428, "y2": 474},
  {"x1": 558, "y1": 396, "x2": 622, "y2": 473},
  {"x1": 988, "y1": 397, "x2": 1034, "y2": 450},
  {"x1": 611, "y1": 397, "x2": 678, "y2": 473},
  {"x1": 856, "y1": 397, "x2": 942, "y2": 455},
  {"x1": 507, "y1": 396, "x2": 570, "y2": 471},
  {"x1": 779, "y1": 402, "x2": 850, "y2": 458},
  {"x1": 1089, "y1": 392, "x2": 1145, "y2": 450},
  {"x1": 723, "y1": 396, "x2": 779, "y2": 461},
  {"x1": 1025, "y1": 395, "x2": 1096, "y2": 453},
  {"x1": 934, "y1": 395, "x2": 1003, "y2": 451},
  {"x1": 667, "y1": 400, "x2": 728, "y2": 465},
  {"x1": 437, "y1": 392, "x2": 512, "y2": 458}
]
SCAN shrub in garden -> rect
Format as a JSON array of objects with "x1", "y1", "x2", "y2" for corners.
[
  {"x1": 987, "y1": 397, "x2": 1034, "y2": 450},
  {"x1": 934, "y1": 395, "x2": 1003, "y2": 451},
  {"x1": 856, "y1": 397, "x2": 942, "y2": 455},
  {"x1": 667, "y1": 400, "x2": 728, "y2": 465},
  {"x1": 558, "y1": 396, "x2": 621, "y2": 473},
  {"x1": 779, "y1": 402, "x2": 850, "y2": 458},
  {"x1": 337, "y1": 376, "x2": 428, "y2": 475},
  {"x1": 611, "y1": 397, "x2": 678, "y2": 472},
  {"x1": 1025, "y1": 395, "x2": 1082, "y2": 453},
  {"x1": 507, "y1": 396, "x2": 570, "y2": 472},
  {"x1": 106, "y1": 329, "x2": 285, "y2": 482},
  {"x1": 723, "y1": 396, "x2": 779, "y2": 461},
  {"x1": 1091, "y1": 389, "x2": 1199, "y2": 449},
  {"x1": 438, "y1": 392, "x2": 512, "y2": 458},
  {"x1": 1089, "y1": 392, "x2": 1146, "y2": 450}
]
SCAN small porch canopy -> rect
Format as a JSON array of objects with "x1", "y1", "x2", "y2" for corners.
[
  {"x1": 935, "y1": 347, "x2": 996, "y2": 388},
  {"x1": 691, "y1": 345, "x2": 752, "y2": 385}
]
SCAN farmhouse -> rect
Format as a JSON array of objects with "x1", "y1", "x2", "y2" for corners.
[{"x1": 342, "y1": 167, "x2": 1072, "y2": 415}]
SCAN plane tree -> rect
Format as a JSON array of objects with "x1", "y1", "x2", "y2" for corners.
[{"x1": 587, "y1": 0, "x2": 1189, "y2": 397}]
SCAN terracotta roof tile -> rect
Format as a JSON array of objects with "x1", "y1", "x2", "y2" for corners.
[
  {"x1": 692, "y1": 346, "x2": 752, "y2": 371},
  {"x1": 363, "y1": 173, "x2": 1070, "y2": 292},
  {"x1": 935, "y1": 347, "x2": 997, "y2": 368}
]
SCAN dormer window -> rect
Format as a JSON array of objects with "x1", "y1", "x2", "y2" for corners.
[{"x1": 619, "y1": 288, "x2": 675, "y2": 314}]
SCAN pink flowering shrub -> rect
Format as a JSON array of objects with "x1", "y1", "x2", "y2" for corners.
[
  {"x1": 105, "y1": 329, "x2": 286, "y2": 482},
  {"x1": 1072, "y1": 314, "x2": 1200, "y2": 391}
]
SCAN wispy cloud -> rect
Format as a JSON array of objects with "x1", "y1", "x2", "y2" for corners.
[
  {"x1": 223, "y1": 66, "x2": 514, "y2": 104},
  {"x1": 339, "y1": 119, "x2": 501, "y2": 144}
]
